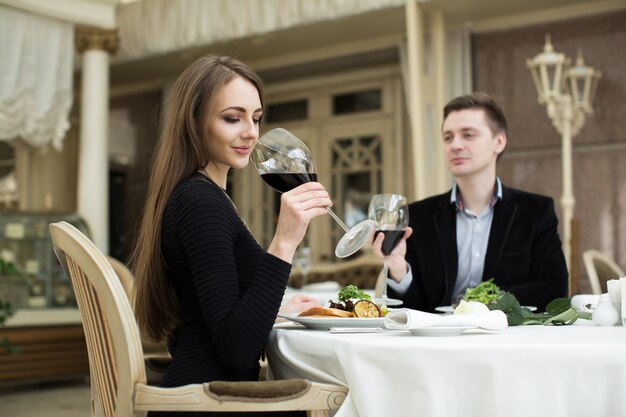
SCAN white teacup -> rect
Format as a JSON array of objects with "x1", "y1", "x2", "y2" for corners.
[{"x1": 571, "y1": 294, "x2": 599, "y2": 312}]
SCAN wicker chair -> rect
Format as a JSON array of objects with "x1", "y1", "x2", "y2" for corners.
[
  {"x1": 50, "y1": 221, "x2": 347, "y2": 417},
  {"x1": 583, "y1": 249, "x2": 625, "y2": 294}
]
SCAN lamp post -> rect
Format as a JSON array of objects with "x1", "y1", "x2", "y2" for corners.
[{"x1": 527, "y1": 35, "x2": 601, "y2": 271}]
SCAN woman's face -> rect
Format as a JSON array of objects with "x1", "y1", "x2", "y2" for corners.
[{"x1": 204, "y1": 76, "x2": 263, "y2": 182}]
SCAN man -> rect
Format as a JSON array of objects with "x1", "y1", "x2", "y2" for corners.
[{"x1": 372, "y1": 92, "x2": 568, "y2": 312}]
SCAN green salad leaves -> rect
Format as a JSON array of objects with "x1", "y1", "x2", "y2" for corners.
[
  {"x1": 338, "y1": 285, "x2": 372, "y2": 302},
  {"x1": 464, "y1": 279, "x2": 590, "y2": 326},
  {"x1": 463, "y1": 278, "x2": 501, "y2": 305}
]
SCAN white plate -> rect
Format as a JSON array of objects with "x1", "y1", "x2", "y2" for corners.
[
  {"x1": 278, "y1": 313, "x2": 385, "y2": 330},
  {"x1": 435, "y1": 305, "x2": 537, "y2": 314},
  {"x1": 409, "y1": 326, "x2": 477, "y2": 336},
  {"x1": 371, "y1": 297, "x2": 404, "y2": 307}
]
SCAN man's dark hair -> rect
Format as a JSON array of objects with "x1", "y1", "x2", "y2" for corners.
[{"x1": 443, "y1": 92, "x2": 508, "y2": 138}]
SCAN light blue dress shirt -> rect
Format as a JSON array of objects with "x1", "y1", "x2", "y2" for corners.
[{"x1": 388, "y1": 178, "x2": 503, "y2": 301}]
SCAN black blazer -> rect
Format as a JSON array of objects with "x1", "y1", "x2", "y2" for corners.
[{"x1": 388, "y1": 185, "x2": 568, "y2": 312}]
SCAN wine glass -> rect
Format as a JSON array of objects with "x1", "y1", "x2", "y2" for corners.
[
  {"x1": 368, "y1": 194, "x2": 408, "y2": 306},
  {"x1": 251, "y1": 128, "x2": 375, "y2": 258},
  {"x1": 293, "y1": 246, "x2": 312, "y2": 288}
]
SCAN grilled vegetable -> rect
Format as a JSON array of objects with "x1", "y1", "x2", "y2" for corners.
[{"x1": 353, "y1": 300, "x2": 382, "y2": 318}]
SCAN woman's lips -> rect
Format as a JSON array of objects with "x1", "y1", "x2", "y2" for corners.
[{"x1": 233, "y1": 147, "x2": 251, "y2": 155}]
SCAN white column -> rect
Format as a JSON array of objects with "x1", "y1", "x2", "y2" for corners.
[
  {"x1": 75, "y1": 27, "x2": 118, "y2": 253},
  {"x1": 430, "y1": 9, "x2": 448, "y2": 194},
  {"x1": 559, "y1": 97, "x2": 575, "y2": 271},
  {"x1": 405, "y1": 0, "x2": 426, "y2": 200}
]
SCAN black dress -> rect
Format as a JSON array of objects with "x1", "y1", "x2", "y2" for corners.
[{"x1": 150, "y1": 174, "x2": 302, "y2": 417}]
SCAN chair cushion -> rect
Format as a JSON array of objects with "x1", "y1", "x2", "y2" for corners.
[{"x1": 205, "y1": 379, "x2": 311, "y2": 401}]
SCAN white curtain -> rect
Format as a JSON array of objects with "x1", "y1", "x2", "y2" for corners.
[
  {"x1": 0, "y1": 5, "x2": 74, "y2": 150},
  {"x1": 399, "y1": 28, "x2": 472, "y2": 196},
  {"x1": 446, "y1": 28, "x2": 473, "y2": 99},
  {"x1": 116, "y1": 0, "x2": 405, "y2": 60}
]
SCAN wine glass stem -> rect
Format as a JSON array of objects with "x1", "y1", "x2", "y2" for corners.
[
  {"x1": 326, "y1": 207, "x2": 350, "y2": 232},
  {"x1": 381, "y1": 260, "x2": 389, "y2": 300}
]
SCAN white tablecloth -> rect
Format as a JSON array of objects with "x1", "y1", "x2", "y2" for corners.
[{"x1": 267, "y1": 321, "x2": 626, "y2": 417}]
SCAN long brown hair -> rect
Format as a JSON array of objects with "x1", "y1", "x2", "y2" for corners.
[{"x1": 131, "y1": 55, "x2": 264, "y2": 341}]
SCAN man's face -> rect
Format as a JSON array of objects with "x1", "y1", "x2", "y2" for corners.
[{"x1": 442, "y1": 109, "x2": 506, "y2": 179}]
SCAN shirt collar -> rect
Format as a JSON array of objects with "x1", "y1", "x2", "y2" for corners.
[{"x1": 451, "y1": 177, "x2": 502, "y2": 211}]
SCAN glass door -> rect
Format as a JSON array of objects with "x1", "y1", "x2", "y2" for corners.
[{"x1": 319, "y1": 119, "x2": 393, "y2": 259}]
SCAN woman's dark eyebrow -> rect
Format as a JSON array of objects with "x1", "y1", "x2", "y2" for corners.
[{"x1": 220, "y1": 106, "x2": 263, "y2": 114}]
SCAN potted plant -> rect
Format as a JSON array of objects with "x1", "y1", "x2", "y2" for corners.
[{"x1": 0, "y1": 249, "x2": 21, "y2": 353}]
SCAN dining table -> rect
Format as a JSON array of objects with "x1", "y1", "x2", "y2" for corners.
[{"x1": 266, "y1": 318, "x2": 626, "y2": 417}]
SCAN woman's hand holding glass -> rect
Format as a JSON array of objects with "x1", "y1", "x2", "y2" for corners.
[
  {"x1": 267, "y1": 182, "x2": 331, "y2": 263},
  {"x1": 252, "y1": 128, "x2": 375, "y2": 258}
]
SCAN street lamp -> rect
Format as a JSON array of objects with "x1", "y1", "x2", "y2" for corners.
[{"x1": 527, "y1": 34, "x2": 601, "y2": 272}]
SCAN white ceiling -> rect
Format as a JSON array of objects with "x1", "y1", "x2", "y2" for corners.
[{"x1": 106, "y1": 0, "x2": 624, "y2": 89}]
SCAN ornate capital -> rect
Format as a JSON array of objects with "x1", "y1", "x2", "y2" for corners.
[
  {"x1": 75, "y1": 26, "x2": 119, "y2": 54},
  {"x1": 548, "y1": 96, "x2": 585, "y2": 137}
]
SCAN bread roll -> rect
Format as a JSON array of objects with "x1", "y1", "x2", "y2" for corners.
[{"x1": 298, "y1": 307, "x2": 354, "y2": 318}]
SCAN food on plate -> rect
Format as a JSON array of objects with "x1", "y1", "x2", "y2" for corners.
[
  {"x1": 298, "y1": 285, "x2": 387, "y2": 318},
  {"x1": 453, "y1": 299, "x2": 489, "y2": 314},
  {"x1": 297, "y1": 285, "x2": 387, "y2": 318},
  {"x1": 329, "y1": 284, "x2": 372, "y2": 312},
  {"x1": 329, "y1": 284, "x2": 388, "y2": 317},
  {"x1": 461, "y1": 278, "x2": 502, "y2": 306},
  {"x1": 353, "y1": 300, "x2": 382, "y2": 318},
  {"x1": 338, "y1": 284, "x2": 372, "y2": 302},
  {"x1": 298, "y1": 307, "x2": 354, "y2": 318}
]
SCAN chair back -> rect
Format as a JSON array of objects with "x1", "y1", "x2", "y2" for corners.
[
  {"x1": 50, "y1": 221, "x2": 146, "y2": 417},
  {"x1": 107, "y1": 256, "x2": 134, "y2": 303},
  {"x1": 583, "y1": 249, "x2": 625, "y2": 294},
  {"x1": 107, "y1": 256, "x2": 170, "y2": 359}
]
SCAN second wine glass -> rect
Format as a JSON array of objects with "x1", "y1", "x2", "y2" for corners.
[
  {"x1": 368, "y1": 194, "x2": 409, "y2": 306},
  {"x1": 293, "y1": 246, "x2": 312, "y2": 289},
  {"x1": 251, "y1": 128, "x2": 374, "y2": 258}
]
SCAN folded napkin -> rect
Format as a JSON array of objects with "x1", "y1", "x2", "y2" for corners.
[{"x1": 384, "y1": 308, "x2": 508, "y2": 331}]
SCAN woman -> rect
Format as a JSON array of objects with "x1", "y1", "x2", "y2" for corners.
[{"x1": 131, "y1": 55, "x2": 329, "y2": 416}]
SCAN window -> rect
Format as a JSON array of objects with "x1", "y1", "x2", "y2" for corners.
[
  {"x1": 332, "y1": 90, "x2": 381, "y2": 115},
  {"x1": 265, "y1": 99, "x2": 308, "y2": 124},
  {"x1": 330, "y1": 135, "x2": 382, "y2": 250}
]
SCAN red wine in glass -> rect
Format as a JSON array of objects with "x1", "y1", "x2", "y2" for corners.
[
  {"x1": 376, "y1": 230, "x2": 404, "y2": 256},
  {"x1": 260, "y1": 172, "x2": 318, "y2": 193},
  {"x1": 252, "y1": 128, "x2": 375, "y2": 258},
  {"x1": 368, "y1": 194, "x2": 408, "y2": 306}
]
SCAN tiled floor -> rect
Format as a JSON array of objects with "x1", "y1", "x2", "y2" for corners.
[{"x1": 1, "y1": 382, "x2": 91, "y2": 417}]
